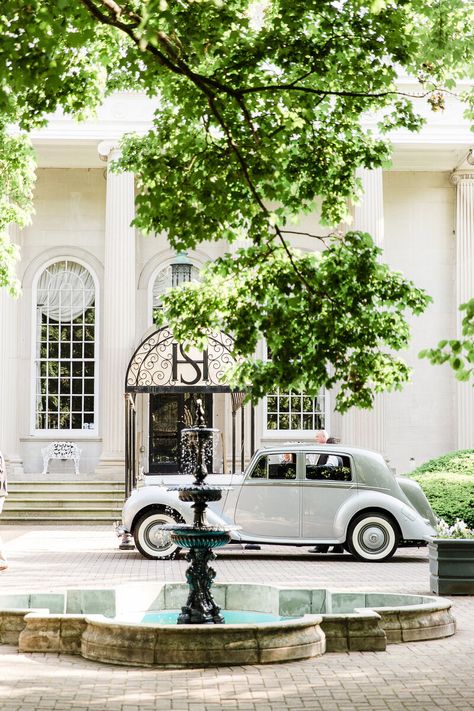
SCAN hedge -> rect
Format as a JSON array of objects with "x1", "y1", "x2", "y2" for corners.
[{"x1": 408, "y1": 450, "x2": 474, "y2": 527}]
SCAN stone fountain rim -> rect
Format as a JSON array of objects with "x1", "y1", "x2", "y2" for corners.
[
  {"x1": 83, "y1": 610, "x2": 323, "y2": 630},
  {"x1": 1, "y1": 581, "x2": 456, "y2": 667},
  {"x1": 0, "y1": 581, "x2": 454, "y2": 614}
]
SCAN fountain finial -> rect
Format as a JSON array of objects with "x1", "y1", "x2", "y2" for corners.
[{"x1": 195, "y1": 398, "x2": 206, "y2": 428}]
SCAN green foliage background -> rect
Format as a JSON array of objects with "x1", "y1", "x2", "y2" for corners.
[
  {"x1": 420, "y1": 299, "x2": 474, "y2": 383},
  {"x1": 409, "y1": 450, "x2": 474, "y2": 527},
  {"x1": 0, "y1": 0, "x2": 473, "y2": 400}
]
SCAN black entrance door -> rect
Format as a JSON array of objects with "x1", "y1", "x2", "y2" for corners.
[{"x1": 149, "y1": 393, "x2": 213, "y2": 473}]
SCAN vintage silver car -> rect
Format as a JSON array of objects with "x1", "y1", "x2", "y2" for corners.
[{"x1": 120, "y1": 444, "x2": 437, "y2": 562}]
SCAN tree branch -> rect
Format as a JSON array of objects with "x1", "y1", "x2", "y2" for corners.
[
  {"x1": 280, "y1": 230, "x2": 336, "y2": 243},
  {"x1": 79, "y1": 0, "x2": 181, "y2": 73},
  {"x1": 197, "y1": 91, "x2": 336, "y2": 301},
  {"x1": 76, "y1": 0, "x2": 395, "y2": 305},
  {"x1": 238, "y1": 84, "x2": 434, "y2": 101}
]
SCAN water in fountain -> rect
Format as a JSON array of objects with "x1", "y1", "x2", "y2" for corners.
[
  {"x1": 179, "y1": 426, "x2": 214, "y2": 476},
  {"x1": 141, "y1": 610, "x2": 295, "y2": 624}
]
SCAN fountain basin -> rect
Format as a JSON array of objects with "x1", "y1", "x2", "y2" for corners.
[
  {"x1": 0, "y1": 582, "x2": 455, "y2": 668},
  {"x1": 166, "y1": 524, "x2": 231, "y2": 549},
  {"x1": 81, "y1": 612, "x2": 324, "y2": 666},
  {"x1": 168, "y1": 484, "x2": 232, "y2": 502}
]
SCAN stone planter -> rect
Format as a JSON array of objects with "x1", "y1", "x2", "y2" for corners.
[{"x1": 429, "y1": 539, "x2": 474, "y2": 595}]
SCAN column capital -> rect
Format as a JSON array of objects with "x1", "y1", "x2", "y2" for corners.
[
  {"x1": 97, "y1": 140, "x2": 121, "y2": 163},
  {"x1": 450, "y1": 170, "x2": 474, "y2": 186}
]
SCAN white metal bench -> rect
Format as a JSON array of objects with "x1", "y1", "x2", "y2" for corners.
[{"x1": 41, "y1": 442, "x2": 81, "y2": 475}]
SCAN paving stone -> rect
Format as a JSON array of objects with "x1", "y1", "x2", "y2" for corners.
[{"x1": 0, "y1": 526, "x2": 473, "y2": 710}]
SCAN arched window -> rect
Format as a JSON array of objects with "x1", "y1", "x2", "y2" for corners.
[
  {"x1": 34, "y1": 260, "x2": 96, "y2": 431},
  {"x1": 152, "y1": 254, "x2": 200, "y2": 319}
]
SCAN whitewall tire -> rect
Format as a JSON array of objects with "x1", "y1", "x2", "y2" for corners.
[
  {"x1": 133, "y1": 509, "x2": 182, "y2": 560},
  {"x1": 347, "y1": 513, "x2": 399, "y2": 562}
]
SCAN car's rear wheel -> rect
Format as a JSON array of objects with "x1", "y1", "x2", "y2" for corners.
[
  {"x1": 347, "y1": 513, "x2": 399, "y2": 562},
  {"x1": 133, "y1": 509, "x2": 183, "y2": 560}
]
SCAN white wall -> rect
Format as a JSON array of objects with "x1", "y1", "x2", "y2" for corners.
[
  {"x1": 383, "y1": 171, "x2": 456, "y2": 474},
  {"x1": 3, "y1": 166, "x2": 461, "y2": 475}
]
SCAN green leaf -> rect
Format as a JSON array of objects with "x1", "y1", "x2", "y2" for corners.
[{"x1": 1, "y1": 0, "x2": 473, "y2": 399}]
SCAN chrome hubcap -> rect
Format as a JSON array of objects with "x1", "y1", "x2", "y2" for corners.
[
  {"x1": 147, "y1": 523, "x2": 172, "y2": 549},
  {"x1": 360, "y1": 525, "x2": 387, "y2": 551}
]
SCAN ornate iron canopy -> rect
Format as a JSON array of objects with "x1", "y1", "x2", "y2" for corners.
[{"x1": 125, "y1": 326, "x2": 237, "y2": 393}]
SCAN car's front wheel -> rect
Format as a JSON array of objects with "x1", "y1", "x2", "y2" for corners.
[
  {"x1": 133, "y1": 508, "x2": 183, "y2": 560},
  {"x1": 347, "y1": 513, "x2": 399, "y2": 562}
]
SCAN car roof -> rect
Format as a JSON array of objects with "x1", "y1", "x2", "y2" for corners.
[
  {"x1": 257, "y1": 443, "x2": 373, "y2": 452},
  {"x1": 254, "y1": 444, "x2": 386, "y2": 464}
]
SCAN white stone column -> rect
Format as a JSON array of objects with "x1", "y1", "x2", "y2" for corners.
[
  {"x1": 96, "y1": 142, "x2": 136, "y2": 476},
  {"x1": 451, "y1": 170, "x2": 474, "y2": 449},
  {"x1": 0, "y1": 225, "x2": 23, "y2": 475},
  {"x1": 341, "y1": 168, "x2": 386, "y2": 454}
]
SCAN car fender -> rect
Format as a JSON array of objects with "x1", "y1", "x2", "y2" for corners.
[
  {"x1": 396, "y1": 476, "x2": 437, "y2": 526},
  {"x1": 122, "y1": 487, "x2": 192, "y2": 531},
  {"x1": 122, "y1": 486, "x2": 231, "y2": 533},
  {"x1": 333, "y1": 489, "x2": 435, "y2": 541}
]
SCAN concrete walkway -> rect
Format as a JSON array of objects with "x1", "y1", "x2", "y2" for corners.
[{"x1": 0, "y1": 526, "x2": 473, "y2": 711}]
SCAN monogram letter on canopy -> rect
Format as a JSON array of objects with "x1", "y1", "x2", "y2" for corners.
[{"x1": 172, "y1": 343, "x2": 209, "y2": 385}]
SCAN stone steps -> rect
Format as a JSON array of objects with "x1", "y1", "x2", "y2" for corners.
[
  {"x1": 2, "y1": 481, "x2": 125, "y2": 525},
  {"x1": 4, "y1": 500, "x2": 123, "y2": 509},
  {"x1": 7, "y1": 482, "x2": 124, "y2": 491}
]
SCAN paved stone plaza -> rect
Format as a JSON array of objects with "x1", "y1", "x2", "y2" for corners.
[{"x1": 0, "y1": 526, "x2": 473, "y2": 710}]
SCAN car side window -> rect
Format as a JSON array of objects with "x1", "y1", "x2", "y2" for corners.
[
  {"x1": 250, "y1": 454, "x2": 296, "y2": 480},
  {"x1": 305, "y1": 453, "x2": 352, "y2": 482},
  {"x1": 251, "y1": 455, "x2": 268, "y2": 479}
]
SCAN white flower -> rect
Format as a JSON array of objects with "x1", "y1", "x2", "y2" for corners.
[{"x1": 436, "y1": 518, "x2": 474, "y2": 539}]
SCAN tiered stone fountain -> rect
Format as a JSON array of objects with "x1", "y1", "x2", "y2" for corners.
[{"x1": 165, "y1": 399, "x2": 232, "y2": 625}]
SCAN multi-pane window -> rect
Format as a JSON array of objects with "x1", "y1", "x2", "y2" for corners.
[
  {"x1": 35, "y1": 261, "x2": 96, "y2": 431},
  {"x1": 266, "y1": 390, "x2": 325, "y2": 432}
]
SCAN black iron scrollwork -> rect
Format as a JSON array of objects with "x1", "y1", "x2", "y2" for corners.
[{"x1": 125, "y1": 327, "x2": 235, "y2": 391}]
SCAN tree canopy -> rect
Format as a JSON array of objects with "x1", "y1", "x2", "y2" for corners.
[{"x1": 1, "y1": 1, "x2": 473, "y2": 407}]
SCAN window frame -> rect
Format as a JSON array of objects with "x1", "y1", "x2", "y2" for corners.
[
  {"x1": 31, "y1": 257, "x2": 100, "y2": 438},
  {"x1": 263, "y1": 389, "x2": 330, "y2": 438},
  {"x1": 148, "y1": 258, "x2": 201, "y2": 326},
  {"x1": 249, "y1": 452, "x2": 299, "y2": 481},
  {"x1": 304, "y1": 452, "x2": 353, "y2": 483},
  {"x1": 261, "y1": 340, "x2": 330, "y2": 437}
]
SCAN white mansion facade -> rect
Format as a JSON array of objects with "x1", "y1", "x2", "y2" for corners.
[{"x1": 0, "y1": 80, "x2": 473, "y2": 480}]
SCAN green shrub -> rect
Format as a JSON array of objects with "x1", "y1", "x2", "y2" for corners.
[
  {"x1": 408, "y1": 450, "x2": 474, "y2": 527},
  {"x1": 412, "y1": 450, "x2": 474, "y2": 475}
]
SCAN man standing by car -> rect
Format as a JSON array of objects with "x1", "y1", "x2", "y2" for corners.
[
  {"x1": 0, "y1": 450, "x2": 8, "y2": 571},
  {"x1": 315, "y1": 430, "x2": 340, "y2": 466},
  {"x1": 315, "y1": 429, "x2": 329, "y2": 444}
]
